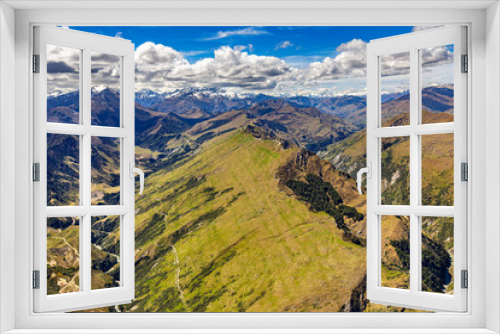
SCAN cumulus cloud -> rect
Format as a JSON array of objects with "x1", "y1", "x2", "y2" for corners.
[
  {"x1": 380, "y1": 52, "x2": 411, "y2": 76},
  {"x1": 46, "y1": 44, "x2": 124, "y2": 95},
  {"x1": 421, "y1": 45, "x2": 453, "y2": 68},
  {"x1": 307, "y1": 38, "x2": 452, "y2": 80},
  {"x1": 91, "y1": 51, "x2": 121, "y2": 90},
  {"x1": 275, "y1": 40, "x2": 294, "y2": 50},
  {"x1": 307, "y1": 39, "x2": 367, "y2": 80},
  {"x1": 47, "y1": 38, "x2": 455, "y2": 97},
  {"x1": 380, "y1": 45, "x2": 452, "y2": 76},
  {"x1": 233, "y1": 45, "x2": 253, "y2": 52},
  {"x1": 46, "y1": 45, "x2": 80, "y2": 95},
  {"x1": 204, "y1": 27, "x2": 269, "y2": 40},
  {"x1": 132, "y1": 42, "x2": 293, "y2": 92}
]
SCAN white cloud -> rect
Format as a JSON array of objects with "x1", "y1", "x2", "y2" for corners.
[
  {"x1": 47, "y1": 44, "x2": 122, "y2": 95},
  {"x1": 306, "y1": 38, "x2": 452, "y2": 80},
  {"x1": 421, "y1": 45, "x2": 453, "y2": 67},
  {"x1": 132, "y1": 43, "x2": 293, "y2": 93},
  {"x1": 275, "y1": 40, "x2": 293, "y2": 50},
  {"x1": 47, "y1": 38, "x2": 455, "y2": 97},
  {"x1": 135, "y1": 42, "x2": 187, "y2": 66},
  {"x1": 307, "y1": 39, "x2": 367, "y2": 80},
  {"x1": 204, "y1": 27, "x2": 269, "y2": 40},
  {"x1": 380, "y1": 52, "x2": 411, "y2": 76},
  {"x1": 46, "y1": 45, "x2": 80, "y2": 95}
]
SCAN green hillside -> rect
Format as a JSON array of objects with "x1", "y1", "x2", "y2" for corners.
[{"x1": 125, "y1": 129, "x2": 367, "y2": 312}]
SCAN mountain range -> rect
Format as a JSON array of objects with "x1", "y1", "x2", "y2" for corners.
[{"x1": 131, "y1": 86, "x2": 452, "y2": 128}]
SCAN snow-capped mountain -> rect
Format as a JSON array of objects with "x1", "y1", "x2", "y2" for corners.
[{"x1": 135, "y1": 88, "x2": 166, "y2": 108}]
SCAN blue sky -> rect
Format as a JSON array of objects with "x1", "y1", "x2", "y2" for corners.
[
  {"x1": 55, "y1": 26, "x2": 453, "y2": 96},
  {"x1": 72, "y1": 26, "x2": 413, "y2": 64}
]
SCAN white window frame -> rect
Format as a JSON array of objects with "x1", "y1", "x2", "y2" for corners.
[
  {"x1": 365, "y1": 26, "x2": 467, "y2": 312},
  {"x1": 33, "y1": 26, "x2": 136, "y2": 312},
  {"x1": 1, "y1": 1, "x2": 498, "y2": 333}
]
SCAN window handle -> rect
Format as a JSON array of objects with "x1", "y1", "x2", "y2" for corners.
[
  {"x1": 130, "y1": 162, "x2": 145, "y2": 194},
  {"x1": 356, "y1": 162, "x2": 371, "y2": 195}
]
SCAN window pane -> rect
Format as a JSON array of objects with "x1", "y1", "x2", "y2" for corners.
[
  {"x1": 421, "y1": 133, "x2": 454, "y2": 206},
  {"x1": 47, "y1": 44, "x2": 80, "y2": 124},
  {"x1": 47, "y1": 217, "x2": 80, "y2": 295},
  {"x1": 421, "y1": 45, "x2": 454, "y2": 124},
  {"x1": 91, "y1": 215, "x2": 121, "y2": 290},
  {"x1": 91, "y1": 52, "x2": 121, "y2": 127},
  {"x1": 381, "y1": 215, "x2": 410, "y2": 290},
  {"x1": 422, "y1": 217, "x2": 454, "y2": 294},
  {"x1": 47, "y1": 134, "x2": 80, "y2": 206},
  {"x1": 91, "y1": 137, "x2": 120, "y2": 206},
  {"x1": 380, "y1": 52, "x2": 410, "y2": 127},
  {"x1": 381, "y1": 137, "x2": 410, "y2": 205}
]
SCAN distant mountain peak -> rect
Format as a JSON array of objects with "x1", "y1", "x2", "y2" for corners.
[{"x1": 91, "y1": 87, "x2": 120, "y2": 96}]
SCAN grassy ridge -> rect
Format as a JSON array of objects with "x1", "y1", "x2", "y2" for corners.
[{"x1": 125, "y1": 130, "x2": 366, "y2": 312}]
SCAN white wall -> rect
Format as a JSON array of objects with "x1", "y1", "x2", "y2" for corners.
[
  {"x1": 0, "y1": 2, "x2": 16, "y2": 333},
  {"x1": 4, "y1": 3, "x2": 496, "y2": 332},
  {"x1": 486, "y1": 2, "x2": 500, "y2": 333}
]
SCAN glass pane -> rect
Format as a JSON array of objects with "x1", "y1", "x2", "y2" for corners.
[
  {"x1": 46, "y1": 44, "x2": 80, "y2": 124},
  {"x1": 421, "y1": 134, "x2": 454, "y2": 206},
  {"x1": 91, "y1": 215, "x2": 121, "y2": 290},
  {"x1": 47, "y1": 134, "x2": 80, "y2": 206},
  {"x1": 421, "y1": 44, "x2": 454, "y2": 124},
  {"x1": 91, "y1": 137, "x2": 120, "y2": 206},
  {"x1": 380, "y1": 52, "x2": 410, "y2": 127},
  {"x1": 381, "y1": 137, "x2": 410, "y2": 205},
  {"x1": 381, "y1": 215, "x2": 410, "y2": 289},
  {"x1": 422, "y1": 217, "x2": 454, "y2": 294},
  {"x1": 47, "y1": 217, "x2": 80, "y2": 295},
  {"x1": 91, "y1": 52, "x2": 121, "y2": 127}
]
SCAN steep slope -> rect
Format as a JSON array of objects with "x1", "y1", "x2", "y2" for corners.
[
  {"x1": 47, "y1": 90, "x2": 80, "y2": 123},
  {"x1": 187, "y1": 100, "x2": 358, "y2": 152},
  {"x1": 422, "y1": 85, "x2": 454, "y2": 114},
  {"x1": 125, "y1": 129, "x2": 368, "y2": 312},
  {"x1": 134, "y1": 103, "x2": 206, "y2": 152}
]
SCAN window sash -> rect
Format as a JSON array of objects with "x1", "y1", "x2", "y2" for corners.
[
  {"x1": 366, "y1": 26, "x2": 468, "y2": 312},
  {"x1": 32, "y1": 26, "x2": 136, "y2": 313}
]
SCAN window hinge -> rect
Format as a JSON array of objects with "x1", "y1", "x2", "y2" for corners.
[
  {"x1": 33, "y1": 163, "x2": 40, "y2": 182},
  {"x1": 461, "y1": 54, "x2": 468, "y2": 73},
  {"x1": 33, "y1": 270, "x2": 40, "y2": 289},
  {"x1": 33, "y1": 54, "x2": 40, "y2": 73},
  {"x1": 461, "y1": 270, "x2": 468, "y2": 289},
  {"x1": 461, "y1": 162, "x2": 468, "y2": 182}
]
